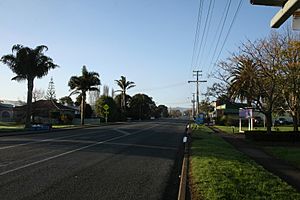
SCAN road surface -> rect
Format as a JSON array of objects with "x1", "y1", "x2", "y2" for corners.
[{"x1": 0, "y1": 119, "x2": 186, "y2": 200}]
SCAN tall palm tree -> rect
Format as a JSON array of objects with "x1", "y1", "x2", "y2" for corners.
[
  {"x1": 1, "y1": 44, "x2": 58, "y2": 128},
  {"x1": 228, "y1": 56, "x2": 257, "y2": 106},
  {"x1": 115, "y1": 76, "x2": 135, "y2": 113},
  {"x1": 68, "y1": 66, "x2": 100, "y2": 125}
]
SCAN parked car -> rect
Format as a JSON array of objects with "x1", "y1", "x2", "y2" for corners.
[
  {"x1": 254, "y1": 116, "x2": 263, "y2": 126},
  {"x1": 274, "y1": 117, "x2": 291, "y2": 125}
]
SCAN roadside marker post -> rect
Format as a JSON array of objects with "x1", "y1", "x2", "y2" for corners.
[{"x1": 103, "y1": 104, "x2": 110, "y2": 124}]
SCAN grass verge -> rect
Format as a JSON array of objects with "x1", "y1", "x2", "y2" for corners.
[
  {"x1": 189, "y1": 126, "x2": 300, "y2": 200},
  {"x1": 0, "y1": 122, "x2": 25, "y2": 132},
  {"x1": 214, "y1": 125, "x2": 294, "y2": 134},
  {"x1": 264, "y1": 147, "x2": 300, "y2": 169}
]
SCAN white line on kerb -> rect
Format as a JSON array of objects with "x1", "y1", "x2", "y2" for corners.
[{"x1": 0, "y1": 125, "x2": 158, "y2": 176}]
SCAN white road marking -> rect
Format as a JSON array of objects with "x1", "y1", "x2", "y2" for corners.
[
  {"x1": 106, "y1": 142, "x2": 177, "y2": 151},
  {"x1": 0, "y1": 125, "x2": 158, "y2": 176},
  {"x1": 113, "y1": 128, "x2": 131, "y2": 135},
  {"x1": 0, "y1": 129, "x2": 108, "y2": 150}
]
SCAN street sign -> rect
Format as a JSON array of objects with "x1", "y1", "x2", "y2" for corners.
[
  {"x1": 292, "y1": 9, "x2": 300, "y2": 29},
  {"x1": 102, "y1": 104, "x2": 110, "y2": 123},
  {"x1": 103, "y1": 104, "x2": 109, "y2": 111},
  {"x1": 195, "y1": 113, "x2": 205, "y2": 125}
]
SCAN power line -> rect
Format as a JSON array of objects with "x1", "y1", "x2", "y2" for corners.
[
  {"x1": 188, "y1": 70, "x2": 207, "y2": 115},
  {"x1": 201, "y1": 0, "x2": 229, "y2": 69},
  {"x1": 207, "y1": 0, "x2": 232, "y2": 74},
  {"x1": 214, "y1": 0, "x2": 243, "y2": 68},
  {"x1": 130, "y1": 82, "x2": 187, "y2": 93},
  {"x1": 197, "y1": 0, "x2": 215, "y2": 67},
  {"x1": 190, "y1": 0, "x2": 204, "y2": 74},
  {"x1": 209, "y1": 0, "x2": 243, "y2": 74},
  {"x1": 195, "y1": 0, "x2": 215, "y2": 69}
]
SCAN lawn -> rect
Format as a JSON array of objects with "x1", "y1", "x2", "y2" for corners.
[
  {"x1": 0, "y1": 122, "x2": 25, "y2": 132},
  {"x1": 264, "y1": 147, "x2": 300, "y2": 169},
  {"x1": 214, "y1": 125, "x2": 294, "y2": 134},
  {"x1": 189, "y1": 126, "x2": 300, "y2": 200}
]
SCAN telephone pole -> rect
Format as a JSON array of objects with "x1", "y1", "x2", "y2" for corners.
[
  {"x1": 191, "y1": 93, "x2": 195, "y2": 118},
  {"x1": 188, "y1": 70, "x2": 207, "y2": 116}
]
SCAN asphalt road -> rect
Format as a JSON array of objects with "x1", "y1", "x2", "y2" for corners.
[{"x1": 0, "y1": 119, "x2": 186, "y2": 200}]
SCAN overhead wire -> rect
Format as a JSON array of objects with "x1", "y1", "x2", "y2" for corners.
[
  {"x1": 213, "y1": 0, "x2": 243, "y2": 69},
  {"x1": 202, "y1": 0, "x2": 230, "y2": 70},
  {"x1": 189, "y1": 0, "x2": 204, "y2": 75},
  {"x1": 207, "y1": 0, "x2": 232, "y2": 74},
  {"x1": 130, "y1": 82, "x2": 187, "y2": 93},
  {"x1": 197, "y1": 0, "x2": 216, "y2": 71},
  {"x1": 195, "y1": 0, "x2": 214, "y2": 70}
]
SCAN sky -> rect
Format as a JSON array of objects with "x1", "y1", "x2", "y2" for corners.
[{"x1": 0, "y1": 0, "x2": 293, "y2": 108}]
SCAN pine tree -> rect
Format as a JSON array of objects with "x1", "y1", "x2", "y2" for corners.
[{"x1": 45, "y1": 77, "x2": 56, "y2": 100}]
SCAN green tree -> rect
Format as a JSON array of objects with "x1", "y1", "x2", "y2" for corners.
[
  {"x1": 68, "y1": 65, "x2": 100, "y2": 125},
  {"x1": 157, "y1": 105, "x2": 169, "y2": 118},
  {"x1": 95, "y1": 95, "x2": 119, "y2": 122},
  {"x1": 45, "y1": 77, "x2": 56, "y2": 100},
  {"x1": 115, "y1": 76, "x2": 135, "y2": 113},
  {"x1": 279, "y1": 38, "x2": 300, "y2": 131},
  {"x1": 59, "y1": 96, "x2": 74, "y2": 106},
  {"x1": 228, "y1": 55, "x2": 257, "y2": 106},
  {"x1": 129, "y1": 93, "x2": 155, "y2": 120},
  {"x1": 1, "y1": 44, "x2": 58, "y2": 128}
]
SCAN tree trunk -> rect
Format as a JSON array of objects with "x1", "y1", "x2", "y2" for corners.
[
  {"x1": 265, "y1": 112, "x2": 272, "y2": 134},
  {"x1": 81, "y1": 92, "x2": 86, "y2": 126},
  {"x1": 25, "y1": 78, "x2": 34, "y2": 129},
  {"x1": 292, "y1": 115, "x2": 299, "y2": 132},
  {"x1": 122, "y1": 91, "x2": 126, "y2": 113}
]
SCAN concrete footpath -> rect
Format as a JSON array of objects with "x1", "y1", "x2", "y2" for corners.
[{"x1": 211, "y1": 127, "x2": 300, "y2": 192}]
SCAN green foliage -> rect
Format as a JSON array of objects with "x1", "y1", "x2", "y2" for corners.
[
  {"x1": 68, "y1": 65, "x2": 100, "y2": 125},
  {"x1": 157, "y1": 105, "x2": 169, "y2": 118},
  {"x1": 59, "y1": 96, "x2": 74, "y2": 106},
  {"x1": 128, "y1": 93, "x2": 156, "y2": 120},
  {"x1": 115, "y1": 76, "x2": 135, "y2": 114},
  {"x1": 1, "y1": 44, "x2": 58, "y2": 128},
  {"x1": 95, "y1": 95, "x2": 119, "y2": 122},
  {"x1": 190, "y1": 126, "x2": 300, "y2": 200},
  {"x1": 60, "y1": 113, "x2": 74, "y2": 124},
  {"x1": 265, "y1": 147, "x2": 300, "y2": 168},
  {"x1": 49, "y1": 110, "x2": 60, "y2": 119}
]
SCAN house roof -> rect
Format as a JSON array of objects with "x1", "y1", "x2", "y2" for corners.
[{"x1": 14, "y1": 100, "x2": 77, "y2": 111}]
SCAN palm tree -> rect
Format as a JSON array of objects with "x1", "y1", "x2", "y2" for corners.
[
  {"x1": 1, "y1": 44, "x2": 58, "y2": 128},
  {"x1": 115, "y1": 76, "x2": 135, "y2": 113},
  {"x1": 228, "y1": 56, "x2": 257, "y2": 106},
  {"x1": 68, "y1": 66, "x2": 100, "y2": 125}
]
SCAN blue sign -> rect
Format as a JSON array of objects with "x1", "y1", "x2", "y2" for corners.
[{"x1": 195, "y1": 113, "x2": 205, "y2": 125}]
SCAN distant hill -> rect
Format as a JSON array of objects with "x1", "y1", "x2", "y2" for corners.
[{"x1": 169, "y1": 107, "x2": 190, "y2": 113}]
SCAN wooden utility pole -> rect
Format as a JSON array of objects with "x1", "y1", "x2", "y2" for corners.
[
  {"x1": 191, "y1": 93, "x2": 195, "y2": 118},
  {"x1": 188, "y1": 70, "x2": 207, "y2": 116}
]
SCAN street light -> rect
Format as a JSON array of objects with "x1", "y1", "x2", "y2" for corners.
[
  {"x1": 250, "y1": 0, "x2": 286, "y2": 6},
  {"x1": 250, "y1": 0, "x2": 300, "y2": 28}
]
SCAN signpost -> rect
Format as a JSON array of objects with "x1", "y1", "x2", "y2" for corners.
[
  {"x1": 103, "y1": 104, "x2": 109, "y2": 123},
  {"x1": 195, "y1": 113, "x2": 205, "y2": 125},
  {"x1": 239, "y1": 108, "x2": 254, "y2": 133}
]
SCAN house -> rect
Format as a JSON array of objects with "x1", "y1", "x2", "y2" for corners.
[
  {"x1": 214, "y1": 102, "x2": 247, "y2": 125},
  {"x1": 0, "y1": 100, "x2": 26, "y2": 122},
  {"x1": 14, "y1": 100, "x2": 77, "y2": 124}
]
